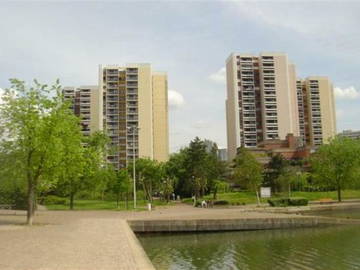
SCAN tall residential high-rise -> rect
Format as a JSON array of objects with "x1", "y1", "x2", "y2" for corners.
[
  {"x1": 226, "y1": 53, "x2": 300, "y2": 161},
  {"x1": 63, "y1": 85, "x2": 103, "y2": 136},
  {"x1": 99, "y1": 64, "x2": 169, "y2": 169},
  {"x1": 63, "y1": 63, "x2": 169, "y2": 169},
  {"x1": 297, "y1": 77, "x2": 337, "y2": 146},
  {"x1": 226, "y1": 52, "x2": 336, "y2": 161}
]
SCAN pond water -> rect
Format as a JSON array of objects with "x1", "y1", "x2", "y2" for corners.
[{"x1": 138, "y1": 225, "x2": 360, "y2": 270}]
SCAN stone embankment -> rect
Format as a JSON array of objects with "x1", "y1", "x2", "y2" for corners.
[{"x1": 1, "y1": 202, "x2": 360, "y2": 269}]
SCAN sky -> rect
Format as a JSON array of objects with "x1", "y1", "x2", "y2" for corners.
[{"x1": 1, "y1": 1, "x2": 360, "y2": 152}]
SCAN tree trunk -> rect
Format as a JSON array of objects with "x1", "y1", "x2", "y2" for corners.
[
  {"x1": 213, "y1": 186, "x2": 218, "y2": 200},
  {"x1": 70, "y1": 192, "x2": 75, "y2": 210},
  {"x1": 116, "y1": 192, "x2": 120, "y2": 209},
  {"x1": 27, "y1": 179, "x2": 35, "y2": 226},
  {"x1": 255, "y1": 189, "x2": 261, "y2": 206},
  {"x1": 337, "y1": 185, "x2": 342, "y2": 202},
  {"x1": 288, "y1": 183, "x2": 291, "y2": 198},
  {"x1": 125, "y1": 192, "x2": 129, "y2": 210}
]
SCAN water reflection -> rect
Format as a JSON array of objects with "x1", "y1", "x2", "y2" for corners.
[{"x1": 138, "y1": 226, "x2": 360, "y2": 270}]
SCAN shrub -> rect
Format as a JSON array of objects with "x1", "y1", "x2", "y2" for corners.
[
  {"x1": 268, "y1": 197, "x2": 308, "y2": 207},
  {"x1": 213, "y1": 200, "x2": 230, "y2": 206},
  {"x1": 268, "y1": 198, "x2": 289, "y2": 207},
  {"x1": 195, "y1": 200, "x2": 202, "y2": 207},
  {"x1": 0, "y1": 187, "x2": 27, "y2": 210},
  {"x1": 44, "y1": 195, "x2": 66, "y2": 205},
  {"x1": 289, "y1": 197, "x2": 308, "y2": 206}
]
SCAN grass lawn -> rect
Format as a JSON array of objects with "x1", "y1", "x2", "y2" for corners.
[
  {"x1": 184, "y1": 189, "x2": 360, "y2": 206},
  {"x1": 46, "y1": 199, "x2": 173, "y2": 211}
]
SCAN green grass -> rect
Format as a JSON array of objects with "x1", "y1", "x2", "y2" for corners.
[
  {"x1": 45, "y1": 199, "x2": 173, "y2": 211},
  {"x1": 287, "y1": 190, "x2": 360, "y2": 201},
  {"x1": 184, "y1": 189, "x2": 360, "y2": 206}
]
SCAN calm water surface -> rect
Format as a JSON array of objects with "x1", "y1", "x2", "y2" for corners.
[{"x1": 138, "y1": 211, "x2": 360, "y2": 270}]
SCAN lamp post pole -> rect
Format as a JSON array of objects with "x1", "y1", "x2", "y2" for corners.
[
  {"x1": 128, "y1": 126, "x2": 138, "y2": 209},
  {"x1": 132, "y1": 127, "x2": 136, "y2": 209}
]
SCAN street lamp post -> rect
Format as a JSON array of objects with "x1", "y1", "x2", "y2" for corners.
[{"x1": 128, "y1": 126, "x2": 139, "y2": 209}]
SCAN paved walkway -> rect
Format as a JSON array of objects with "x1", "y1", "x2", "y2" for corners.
[{"x1": 1, "y1": 203, "x2": 359, "y2": 270}]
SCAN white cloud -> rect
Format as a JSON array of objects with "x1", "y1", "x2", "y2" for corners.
[
  {"x1": 191, "y1": 120, "x2": 209, "y2": 129},
  {"x1": 334, "y1": 86, "x2": 360, "y2": 100},
  {"x1": 209, "y1": 67, "x2": 226, "y2": 84},
  {"x1": 168, "y1": 89, "x2": 185, "y2": 109},
  {"x1": 232, "y1": 2, "x2": 360, "y2": 56}
]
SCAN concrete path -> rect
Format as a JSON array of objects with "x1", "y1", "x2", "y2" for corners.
[
  {"x1": 0, "y1": 210, "x2": 155, "y2": 270},
  {"x1": 1, "y1": 203, "x2": 360, "y2": 270}
]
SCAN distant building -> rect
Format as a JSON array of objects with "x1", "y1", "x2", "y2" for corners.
[
  {"x1": 297, "y1": 77, "x2": 337, "y2": 147},
  {"x1": 248, "y1": 133, "x2": 312, "y2": 165},
  {"x1": 63, "y1": 63, "x2": 169, "y2": 169},
  {"x1": 99, "y1": 64, "x2": 169, "y2": 168},
  {"x1": 226, "y1": 52, "x2": 336, "y2": 161},
  {"x1": 217, "y1": 148, "x2": 228, "y2": 161},
  {"x1": 338, "y1": 130, "x2": 360, "y2": 140},
  {"x1": 63, "y1": 85, "x2": 102, "y2": 136}
]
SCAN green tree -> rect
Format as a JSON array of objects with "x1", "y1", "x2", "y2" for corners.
[
  {"x1": 55, "y1": 131, "x2": 109, "y2": 209},
  {"x1": 264, "y1": 154, "x2": 289, "y2": 193},
  {"x1": 109, "y1": 168, "x2": 131, "y2": 209},
  {"x1": 276, "y1": 166, "x2": 304, "y2": 197},
  {"x1": 168, "y1": 137, "x2": 227, "y2": 199},
  {"x1": 129, "y1": 158, "x2": 163, "y2": 203},
  {"x1": 310, "y1": 136, "x2": 360, "y2": 202},
  {"x1": 160, "y1": 177, "x2": 174, "y2": 202},
  {"x1": 233, "y1": 148, "x2": 263, "y2": 205},
  {"x1": 0, "y1": 79, "x2": 85, "y2": 225}
]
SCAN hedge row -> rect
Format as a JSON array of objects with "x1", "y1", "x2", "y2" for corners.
[{"x1": 268, "y1": 197, "x2": 308, "y2": 207}]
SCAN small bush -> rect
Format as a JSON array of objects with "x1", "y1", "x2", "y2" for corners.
[
  {"x1": 195, "y1": 200, "x2": 202, "y2": 207},
  {"x1": 289, "y1": 197, "x2": 308, "y2": 206},
  {"x1": 213, "y1": 200, "x2": 230, "y2": 206},
  {"x1": 0, "y1": 187, "x2": 27, "y2": 210},
  {"x1": 268, "y1": 198, "x2": 289, "y2": 207},
  {"x1": 268, "y1": 197, "x2": 308, "y2": 207},
  {"x1": 44, "y1": 195, "x2": 66, "y2": 205}
]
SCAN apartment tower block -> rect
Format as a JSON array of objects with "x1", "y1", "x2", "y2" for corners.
[
  {"x1": 63, "y1": 85, "x2": 102, "y2": 136},
  {"x1": 226, "y1": 53, "x2": 336, "y2": 161},
  {"x1": 100, "y1": 64, "x2": 169, "y2": 169},
  {"x1": 63, "y1": 63, "x2": 169, "y2": 169}
]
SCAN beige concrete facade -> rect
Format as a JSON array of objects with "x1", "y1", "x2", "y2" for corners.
[
  {"x1": 226, "y1": 53, "x2": 337, "y2": 159},
  {"x1": 152, "y1": 72, "x2": 169, "y2": 162},
  {"x1": 132, "y1": 64, "x2": 154, "y2": 159},
  {"x1": 99, "y1": 64, "x2": 169, "y2": 169},
  {"x1": 226, "y1": 54, "x2": 241, "y2": 161},
  {"x1": 303, "y1": 77, "x2": 337, "y2": 146},
  {"x1": 63, "y1": 85, "x2": 102, "y2": 136},
  {"x1": 226, "y1": 52, "x2": 301, "y2": 161}
]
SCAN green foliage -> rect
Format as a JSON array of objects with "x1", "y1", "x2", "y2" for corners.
[
  {"x1": 233, "y1": 148, "x2": 263, "y2": 205},
  {"x1": 268, "y1": 197, "x2": 308, "y2": 207},
  {"x1": 310, "y1": 136, "x2": 360, "y2": 201},
  {"x1": 167, "y1": 137, "x2": 227, "y2": 198},
  {"x1": 128, "y1": 158, "x2": 165, "y2": 202},
  {"x1": 288, "y1": 197, "x2": 308, "y2": 206},
  {"x1": 264, "y1": 154, "x2": 289, "y2": 192},
  {"x1": 44, "y1": 195, "x2": 66, "y2": 205},
  {"x1": 0, "y1": 79, "x2": 88, "y2": 223}
]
